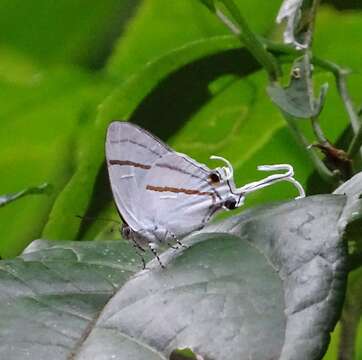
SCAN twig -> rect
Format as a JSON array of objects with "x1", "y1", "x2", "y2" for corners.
[
  {"x1": 337, "y1": 70, "x2": 360, "y2": 133},
  {"x1": 0, "y1": 183, "x2": 51, "y2": 208},
  {"x1": 283, "y1": 113, "x2": 339, "y2": 184},
  {"x1": 213, "y1": 0, "x2": 280, "y2": 81},
  {"x1": 315, "y1": 63, "x2": 362, "y2": 162},
  {"x1": 303, "y1": 0, "x2": 321, "y2": 48},
  {"x1": 308, "y1": 59, "x2": 361, "y2": 149},
  {"x1": 348, "y1": 124, "x2": 362, "y2": 159},
  {"x1": 215, "y1": 8, "x2": 240, "y2": 35},
  {"x1": 311, "y1": 116, "x2": 328, "y2": 145}
]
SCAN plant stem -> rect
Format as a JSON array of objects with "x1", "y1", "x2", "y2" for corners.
[
  {"x1": 214, "y1": 0, "x2": 280, "y2": 81},
  {"x1": 348, "y1": 125, "x2": 362, "y2": 158},
  {"x1": 303, "y1": 0, "x2": 321, "y2": 48},
  {"x1": 0, "y1": 183, "x2": 51, "y2": 207},
  {"x1": 313, "y1": 62, "x2": 356, "y2": 147},
  {"x1": 335, "y1": 70, "x2": 360, "y2": 133},
  {"x1": 283, "y1": 113, "x2": 339, "y2": 184},
  {"x1": 262, "y1": 39, "x2": 362, "y2": 160},
  {"x1": 215, "y1": 8, "x2": 240, "y2": 35},
  {"x1": 311, "y1": 116, "x2": 328, "y2": 144}
]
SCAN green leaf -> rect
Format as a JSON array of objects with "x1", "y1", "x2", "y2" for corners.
[
  {"x1": 107, "y1": 0, "x2": 281, "y2": 79},
  {"x1": 169, "y1": 348, "x2": 200, "y2": 360},
  {"x1": 0, "y1": 195, "x2": 348, "y2": 359},
  {"x1": 314, "y1": 7, "x2": 362, "y2": 72},
  {"x1": 0, "y1": 183, "x2": 51, "y2": 208},
  {"x1": 0, "y1": 0, "x2": 136, "y2": 68},
  {"x1": 267, "y1": 55, "x2": 328, "y2": 118},
  {"x1": 0, "y1": 239, "x2": 149, "y2": 359},
  {"x1": 0, "y1": 63, "x2": 109, "y2": 257},
  {"x1": 199, "y1": 0, "x2": 216, "y2": 11}
]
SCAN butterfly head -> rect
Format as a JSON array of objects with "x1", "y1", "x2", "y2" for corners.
[
  {"x1": 207, "y1": 159, "x2": 246, "y2": 211},
  {"x1": 121, "y1": 223, "x2": 132, "y2": 240}
]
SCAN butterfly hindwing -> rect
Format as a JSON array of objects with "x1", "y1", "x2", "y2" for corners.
[{"x1": 140, "y1": 152, "x2": 228, "y2": 237}]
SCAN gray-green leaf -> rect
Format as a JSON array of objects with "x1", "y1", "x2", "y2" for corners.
[
  {"x1": 0, "y1": 195, "x2": 348, "y2": 360},
  {"x1": 334, "y1": 171, "x2": 362, "y2": 242},
  {"x1": 267, "y1": 55, "x2": 328, "y2": 119}
]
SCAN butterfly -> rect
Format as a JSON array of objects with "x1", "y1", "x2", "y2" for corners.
[{"x1": 105, "y1": 121, "x2": 304, "y2": 267}]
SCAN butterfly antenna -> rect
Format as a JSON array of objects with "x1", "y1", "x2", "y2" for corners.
[
  {"x1": 210, "y1": 155, "x2": 234, "y2": 180},
  {"x1": 237, "y1": 164, "x2": 305, "y2": 199},
  {"x1": 76, "y1": 215, "x2": 121, "y2": 225}
]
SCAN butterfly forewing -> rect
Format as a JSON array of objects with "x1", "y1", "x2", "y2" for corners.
[{"x1": 105, "y1": 121, "x2": 171, "y2": 231}]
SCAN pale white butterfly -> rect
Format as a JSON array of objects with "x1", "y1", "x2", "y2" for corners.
[{"x1": 106, "y1": 121, "x2": 305, "y2": 267}]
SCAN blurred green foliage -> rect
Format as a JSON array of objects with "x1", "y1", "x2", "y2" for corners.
[{"x1": 0, "y1": 0, "x2": 361, "y2": 358}]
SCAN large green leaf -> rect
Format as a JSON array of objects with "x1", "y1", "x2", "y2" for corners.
[
  {"x1": 0, "y1": 0, "x2": 137, "y2": 68},
  {"x1": 314, "y1": 7, "x2": 362, "y2": 72},
  {"x1": 0, "y1": 240, "x2": 148, "y2": 359},
  {"x1": 0, "y1": 195, "x2": 349, "y2": 359},
  {"x1": 0, "y1": 58, "x2": 109, "y2": 257},
  {"x1": 107, "y1": 0, "x2": 281, "y2": 78}
]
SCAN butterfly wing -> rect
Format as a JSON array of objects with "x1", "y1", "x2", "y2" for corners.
[
  {"x1": 141, "y1": 152, "x2": 228, "y2": 237},
  {"x1": 105, "y1": 121, "x2": 171, "y2": 231}
]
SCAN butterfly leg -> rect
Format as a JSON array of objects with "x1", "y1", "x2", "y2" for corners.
[
  {"x1": 131, "y1": 240, "x2": 146, "y2": 270},
  {"x1": 176, "y1": 239, "x2": 188, "y2": 249},
  {"x1": 152, "y1": 227, "x2": 179, "y2": 250},
  {"x1": 167, "y1": 243, "x2": 179, "y2": 250},
  {"x1": 157, "y1": 228, "x2": 187, "y2": 250},
  {"x1": 148, "y1": 242, "x2": 165, "y2": 269},
  {"x1": 170, "y1": 232, "x2": 188, "y2": 249}
]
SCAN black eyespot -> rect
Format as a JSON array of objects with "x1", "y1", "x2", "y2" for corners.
[
  {"x1": 224, "y1": 197, "x2": 237, "y2": 210},
  {"x1": 208, "y1": 172, "x2": 220, "y2": 184}
]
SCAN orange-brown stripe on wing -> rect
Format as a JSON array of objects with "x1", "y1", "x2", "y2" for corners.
[
  {"x1": 146, "y1": 184, "x2": 222, "y2": 226},
  {"x1": 146, "y1": 185, "x2": 214, "y2": 198},
  {"x1": 109, "y1": 160, "x2": 151, "y2": 170}
]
